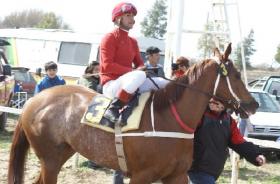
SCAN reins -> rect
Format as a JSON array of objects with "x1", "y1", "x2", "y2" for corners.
[
  {"x1": 147, "y1": 59, "x2": 244, "y2": 114},
  {"x1": 100, "y1": 60, "x2": 245, "y2": 113}
]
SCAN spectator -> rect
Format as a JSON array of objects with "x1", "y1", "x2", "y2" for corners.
[
  {"x1": 34, "y1": 61, "x2": 65, "y2": 94},
  {"x1": 188, "y1": 98, "x2": 266, "y2": 184},
  {"x1": 145, "y1": 46, "x2": 165, "y2": 77},
  {"x1": 77, "y1": 61, "x2": 103, "y2": 169},
  {"x1": 77, "y1": 61, "x2": 102, "y2": 93},
  {"x1": 171, "y1": 56, "x2": 190, "y2": 79}
]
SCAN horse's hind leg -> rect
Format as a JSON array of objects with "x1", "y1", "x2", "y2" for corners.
[
  {"x1": 161, "y1": 174, "x2": 188, "y2": 184},
  {"x1": 34, "y1": 144, "x2": 75, "y2": 184}
]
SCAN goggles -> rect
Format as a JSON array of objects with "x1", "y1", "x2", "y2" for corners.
[{"x1": 120, "y1": 3, "x2": 137, "y2": 14}]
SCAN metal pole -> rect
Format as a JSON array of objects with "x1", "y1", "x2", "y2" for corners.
[
  {"x1": 174, "y1": 0, "x2": 184, "y2": 59},
  {"x1": 164, "y1": 0, "x2": 174, "y2": 78},
  {"x1": 236, "y1": 0, "x2": 248, "y2": 87},
  {"x1": 164, "y1": 0, "x2": 184, "y2": 78},
  {"x1": 231, "y1": 2, "x2": 247, "y2": 183}
]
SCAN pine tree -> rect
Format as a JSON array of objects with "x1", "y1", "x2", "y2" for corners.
[
  {"x1": 274, "y1": 44, "x2": 280, "y2": 64},
  {"x1": 140, "y1": 0, "x2": 167, "y2": 39}
]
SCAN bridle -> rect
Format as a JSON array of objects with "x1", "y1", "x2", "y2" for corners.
[
  {"x1": 211, "y1": 56, "x2": 242, "y2": 111},
  {"x1": 150, "y1": 57, "x2": 245, "y2": 113}
]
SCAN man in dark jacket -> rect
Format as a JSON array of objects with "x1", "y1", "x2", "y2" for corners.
[{"x1": 188, "y1": 98, "x2": 266, "y2": 184}]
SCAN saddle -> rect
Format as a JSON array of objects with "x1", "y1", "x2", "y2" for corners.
[{"x1": 81, "y1": 92, "x2": 151, "y2": 133}]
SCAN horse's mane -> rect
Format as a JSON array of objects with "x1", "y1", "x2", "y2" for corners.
[{"x1": 153, "y1": 59, "x2": 213, "y2": 110}]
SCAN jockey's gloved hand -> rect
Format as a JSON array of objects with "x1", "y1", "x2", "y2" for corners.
[
  {"x1": 146, "y1": 67, "x2": 159, "y2": 77},
  {"x1": 136, "y1": 65, "x2": 147, "y2": 71}
]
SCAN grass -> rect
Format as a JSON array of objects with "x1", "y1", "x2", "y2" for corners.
[
  {"x1": 0, "y1": 130, "x2": 13, "y2": 149},
  {"x1": 0, "y1": 114, "x2": 17, "y2": 149},
  {"x1": 218, "y1": 159, "x2": 280, "y2": 184}
]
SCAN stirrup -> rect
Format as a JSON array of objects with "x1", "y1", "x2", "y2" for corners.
[
  {"x1": 100, "y1": 117, "x2": 115, "y2": 129},
  {"x1": 103, "y1": 108, "x2": 120, "y2": 123},
  {"x1": 118, "y1": 119, "x2": 127, "y2": 127}
]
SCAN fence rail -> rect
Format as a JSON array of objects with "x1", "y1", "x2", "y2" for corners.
[{"x1": 0, "y1": 106, "x2": 22, "y2": 115}]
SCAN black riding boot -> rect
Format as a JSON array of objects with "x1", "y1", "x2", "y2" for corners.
[
  {"x1": 119, "y1": 93, "x2": 139, "y2": 127},
  {"x1": 103, "y1": 98, "x2": 125, "y2": 124}
]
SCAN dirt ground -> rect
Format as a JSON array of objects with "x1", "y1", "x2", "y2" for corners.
[
  {"x1": 1, "y1": 116, "x2": 280, "y2": 184},
  {"x1": 0, "y1": 116, "x2": 130, "y2": 184}
]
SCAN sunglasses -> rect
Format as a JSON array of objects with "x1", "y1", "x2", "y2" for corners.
[
  {"x1": 178, "y1": 64, "x2": 187, "y2": 67},
  {"x1": 209, "y1": 101, "x2": 220, "y2": 105}
]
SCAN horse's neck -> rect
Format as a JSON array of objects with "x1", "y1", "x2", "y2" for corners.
[{"x1": 176, "y1": 70, "x2": 217, "y2": 129}]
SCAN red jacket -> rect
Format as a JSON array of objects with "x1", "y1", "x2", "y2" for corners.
[{"x1": 100, "y1": 28, "x2": 144, "y2": 85}]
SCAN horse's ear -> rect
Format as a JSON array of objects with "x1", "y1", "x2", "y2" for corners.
[
  {"x1": 224, "y1": 43, "x2": 232, "y2": 60},
  {"x1": 213, "y1": 47, "x2": 221, "y2": 58}
]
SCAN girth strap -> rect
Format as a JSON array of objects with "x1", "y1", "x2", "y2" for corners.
[{"x1": 114, "y1": 123, "x2": 128, "y2": 173}]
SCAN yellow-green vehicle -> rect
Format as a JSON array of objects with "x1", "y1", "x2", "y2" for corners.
[{"x1": 0, "y1": 39, "x2": 15, "y2": 130}]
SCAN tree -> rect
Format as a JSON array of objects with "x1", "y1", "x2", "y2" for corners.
[
  {"x1": 274, "y1": 44, "x2": 280, "y2": 64},
  {"x1": 0, "y1": 9, "x2": 70, "y2": 29},
  {"x1": 197, "y1": 22, "x2": 227, "y2": 58},
  {"x1": 233, "y1": 29, "x2": 256, "y2": 69},
  {"x1": 37, "y1": 12, "x2": 70, "y2": 29},
  {"x1": 140, "y1": 0, "x2": 167, "y2": 39}
]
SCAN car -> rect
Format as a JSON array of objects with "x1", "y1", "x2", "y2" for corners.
[
  {"x1": 9, "y1": 67, "x2": 37, "y2": 109},
  {"x1": 247, "y1": 89, "x2": 280, "y2": 141},
  {"x1": 0, "y1": 39, "x2": 15, "y2": 130},
  {"x1": 262, "y1": 76, "x2": 280, "y2": 102},
  {"x1": 11, "y1": 67, "x2": 37, "y2": 96},
  {"x1": 248, "y1": 76, "x2": 280, "y2": 102},
  {"x1": 248, "y1": 76, "x2": 269, "y2": 90}
]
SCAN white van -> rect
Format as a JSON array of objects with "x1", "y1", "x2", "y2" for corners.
[{"x1": 0, "y1": 28, "x2": 165, "y2": 83}]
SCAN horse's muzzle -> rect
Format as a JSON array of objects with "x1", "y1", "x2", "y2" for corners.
[{"x1": 237, "y1": 100, "x2": 259, "y2": 119}]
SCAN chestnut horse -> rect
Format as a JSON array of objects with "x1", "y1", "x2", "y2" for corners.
[{"x1": 8, "y1": 44, "x2": 258, "y2": 184}]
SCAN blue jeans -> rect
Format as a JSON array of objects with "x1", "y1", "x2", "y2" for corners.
[
  {"x1": 112, "y1": 170, "x2": 124, "y2": 184},
  {"x1": 239, "y1": 119, "x2": 248, "y2": 136},
  {"x1": 188, "y1": 171, "x2": 216, "y2": 184}
]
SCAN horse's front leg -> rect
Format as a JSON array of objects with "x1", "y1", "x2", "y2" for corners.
[
  {"x1": 161, "y1": 173, "x2": 188, "y2": 184},
  {"x1": 129, "y1": 170, "x2": 159, "y2": 184}
]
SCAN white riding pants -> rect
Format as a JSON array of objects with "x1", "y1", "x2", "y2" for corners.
[{"x1": 103, "y1": 70, "x2": 169, "y2": 99}]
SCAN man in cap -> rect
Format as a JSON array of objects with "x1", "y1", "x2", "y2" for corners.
[{"x1": 145, "y1": 46, "x2": 165, "y2": 78}]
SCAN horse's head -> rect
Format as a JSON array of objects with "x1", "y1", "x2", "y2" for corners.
[{"x1": 211, "y1": 43, "x2": 258, "y2": 118}]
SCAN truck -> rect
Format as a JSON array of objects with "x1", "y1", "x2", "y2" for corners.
[
  {"x1": 0, "y1": 39, "x2": 15, "y2": 130},
  {"x1": 262, "y1": 76, "x2": 280, "y2": 102}
]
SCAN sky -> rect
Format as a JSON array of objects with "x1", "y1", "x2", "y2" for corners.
[{"x1": 0, "y1": 0, "x2": 279, "y2": 67}]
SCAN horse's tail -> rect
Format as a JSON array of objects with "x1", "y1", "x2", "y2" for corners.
[{"x1": 8, "y1": 118, "x2": 30, "y2": 184}]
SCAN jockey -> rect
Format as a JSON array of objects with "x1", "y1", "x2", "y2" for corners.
[{"x1": 100, "y1": 2, "x2": 169, "y2": 127}]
